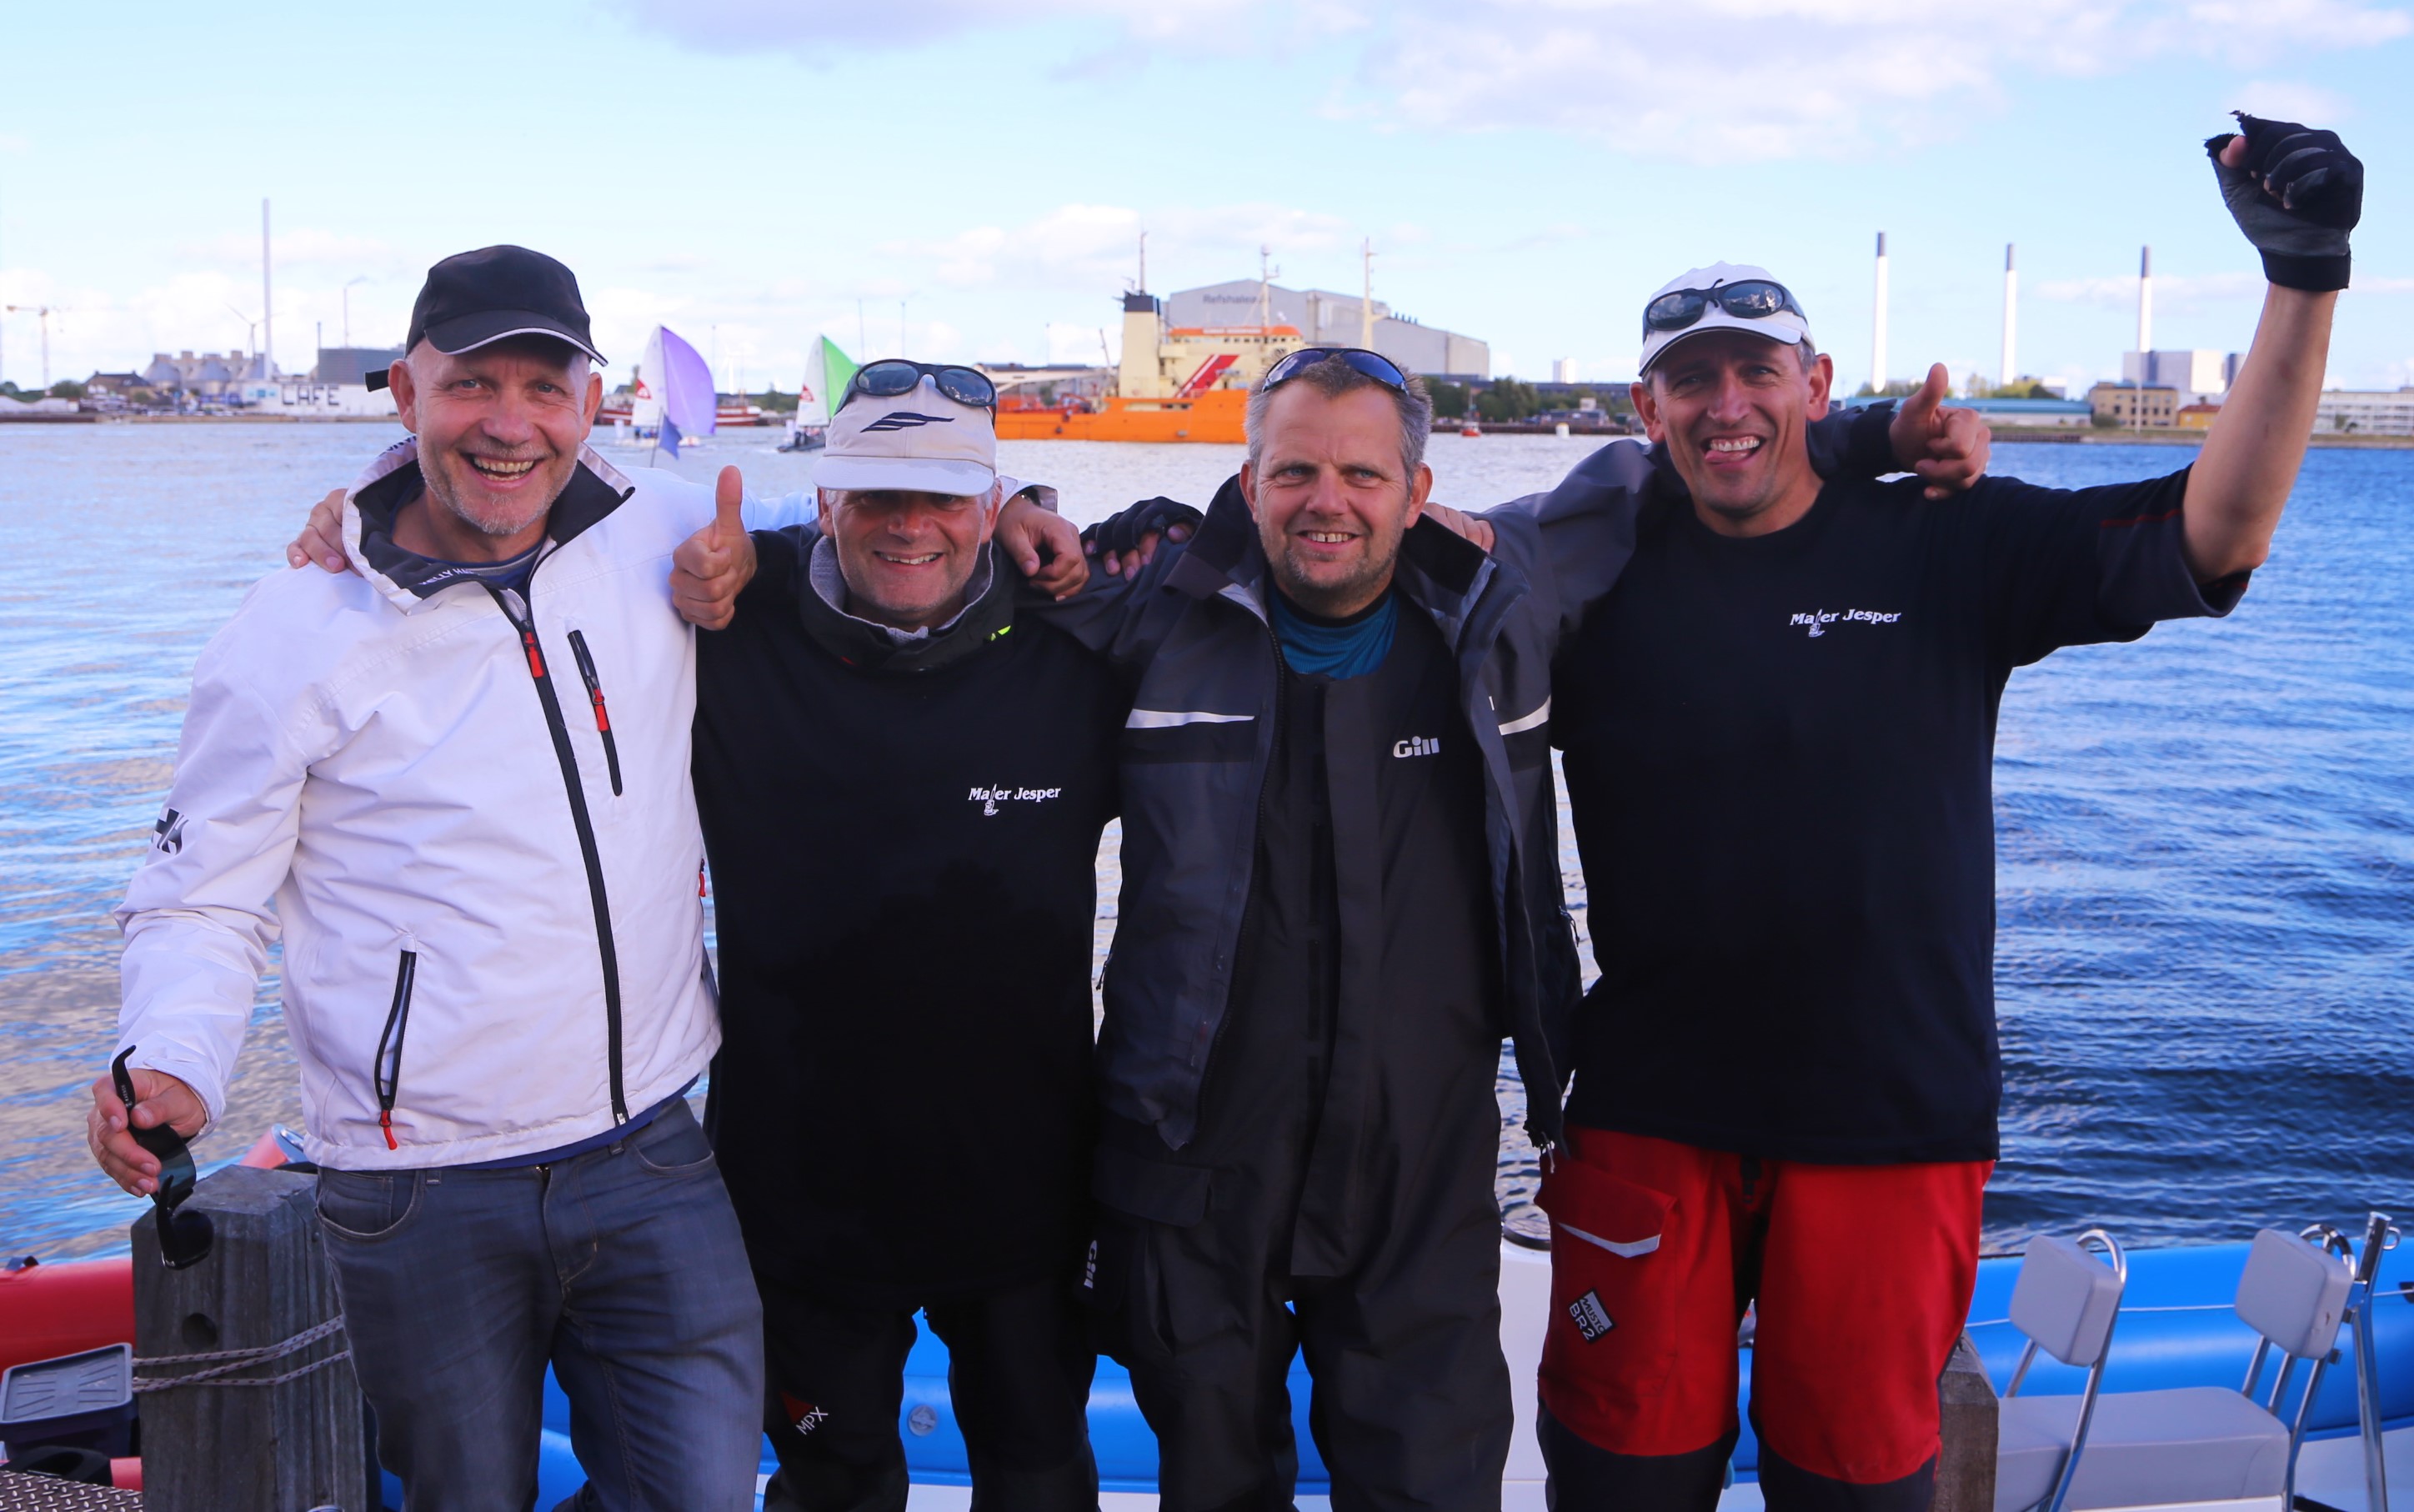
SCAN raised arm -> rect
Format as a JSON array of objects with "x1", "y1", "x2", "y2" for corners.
[{"x1": 2181, "y1": 115, "x2": 2358, "y2": 581}]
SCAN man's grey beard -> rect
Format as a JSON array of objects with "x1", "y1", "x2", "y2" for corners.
[
  {"x1": 1269, "y1": 538, "x2": 1400, "y2": 618},
  {"x1": 423, "y1": 453, "x2": 560, "y2": 538}
]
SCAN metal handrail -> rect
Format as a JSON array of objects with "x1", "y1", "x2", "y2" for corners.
[{"x1": 2348, "y1": 1213, "x2": 2400, "y2": 1512}]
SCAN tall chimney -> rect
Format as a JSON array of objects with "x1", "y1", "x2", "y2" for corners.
[
  {"x1": 261, "y1": 198, "x2": 273, "y2": 380},
  {"x1": 1360, "y1": 238, "x2": 1375, "y2": 350},
  {"x1": 2000, "y1": 243, "x2": 2018, "y2": 389},
  {"x1": 1870, "y1": 232, "x2": 1890, "y2": 395},
  {"x1": 2136, "y1": 245, "x2": 2152, "y2": 357}
]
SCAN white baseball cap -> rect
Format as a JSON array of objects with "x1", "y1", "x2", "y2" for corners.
[
  {"x1": 1636, "y1": 263, "x2": 1814, "y2": 376},
  {"x1": 813, "y1": 375, "x2": 998, "y2": 497}
]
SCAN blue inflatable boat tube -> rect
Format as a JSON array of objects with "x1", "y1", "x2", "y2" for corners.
[{"x1": 513, "y1": 1235, "x2": 2411, "y2": 1509}]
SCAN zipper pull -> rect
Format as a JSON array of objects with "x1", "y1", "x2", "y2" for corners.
[
  {"x1": 378, "y1": 1109, "x2": 398, "y2": 1151},
  {"x1": 589, "y1": 685, "x2": 611, "y2": 732},
  {"x1": 522, "y1": 630, "x2": 545, "y2": 679}
]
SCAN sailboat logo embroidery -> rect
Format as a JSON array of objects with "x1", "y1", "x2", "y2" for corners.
[{"x1": 864, "y1": 411, "x2": 955, "y2": 433}]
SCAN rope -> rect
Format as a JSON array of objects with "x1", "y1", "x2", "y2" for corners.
[{"x1": 132, "y1": 1315, "x2": 352, "y2": 1392}]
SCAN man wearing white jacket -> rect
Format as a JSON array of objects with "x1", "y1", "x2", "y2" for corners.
[{"x1": 86, "y1": 246, "x2": 767, "y2": 1511}]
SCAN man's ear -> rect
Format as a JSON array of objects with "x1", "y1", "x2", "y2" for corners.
[
  {"x1": 976, "y1": 480, "x2": 1004, "y2": 543},
  {"x1": 582, "y1": 370, "x2": 604, "y2": 429},
  {"x1": 1239, "y1": 461, "x2": 1262, "y2": 520},
  {"x1": 1805, "y1": 353, "x2": 1834, "y2": 414},
  {"x1": 388, "y1": 360, "x2": 419, "y2": 434},
  {"x1": 1630, "y1": 379, "x2": 1662, "y2": 443},
  {"x1": 1405, "y1": 462, "x2": 1434, "y2": 528}
]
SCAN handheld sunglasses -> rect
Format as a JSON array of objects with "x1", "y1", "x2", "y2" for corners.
[
  {"x1": 1260, "y1": 347, "x2": 1410, "y2": 394},
  {"x1": 841, "y1": 360, "x2": 997, "y2": 413},
  {"x1": 1641, "y1": 279, "x2": 1806, "y2": 339},
  {"x1": 113, "y1": 1046, "x2": 213, "y2": 1269}
]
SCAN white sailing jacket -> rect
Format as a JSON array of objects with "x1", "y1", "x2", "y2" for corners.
[{"x1": 116, "y1": 438, "x2": 767, "y2": 1170}]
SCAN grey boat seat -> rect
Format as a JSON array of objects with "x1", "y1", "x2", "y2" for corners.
[
  {"x1": 1998, "y1": 1384, "x2": 2291, "y2": 1510},
  {"x1": 1996, "y1": 1227, "x2": 2353, "y2": 1512}
]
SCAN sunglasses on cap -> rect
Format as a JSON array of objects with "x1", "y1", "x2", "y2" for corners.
[
  {"x1": 1260, "y1": 347, "x2": 1410, "y2": 394},
  {"x1": 841, "y1": 360, "x2": 997, "y2": 412},
  {"x1": 1641, "y1": 279, "x2": 1806, "y2": 339},
  {"x1": 113, "y1": 1045, "x2": 213, "y2": 1269}
]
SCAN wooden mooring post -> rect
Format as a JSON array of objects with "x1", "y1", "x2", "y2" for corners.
[
  {"x1": 1934, "y1": 1331, "x2": 2000, "y2": 1512},
  {"x1": 131, "y1": 1164, "x2": 373, "y2": 1512}
]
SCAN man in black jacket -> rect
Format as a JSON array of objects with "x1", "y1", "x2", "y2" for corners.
[
  {"x1": 693, "y1": 363, "x2": 1128, "y2": 1512},
  {"x1": 1045, "y1": 349, "x2": 1988, "y2": 1512}
]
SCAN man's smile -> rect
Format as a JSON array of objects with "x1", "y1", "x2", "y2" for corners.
[{"x1": 464, "y1": 453, "x2": 543, "y2": 482}]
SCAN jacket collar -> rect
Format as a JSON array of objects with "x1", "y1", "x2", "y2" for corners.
[
  {"x1": 1169, "y1": 472, "x2": 1508, "y2": 631},
  {"x1": 795, "y1": 538, "x2": 1017, "y2": 674},
  {"x1": 340, "y1": 436, "x2": 637, "y2": 613}
]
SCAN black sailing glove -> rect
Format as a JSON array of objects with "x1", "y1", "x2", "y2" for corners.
[
  {"x1": 2206, "y1": 112, "x2": 2362, "y2": 292},
  {"x1": 1083, "y1": 496, "x2": 1204, "y2": 560}
]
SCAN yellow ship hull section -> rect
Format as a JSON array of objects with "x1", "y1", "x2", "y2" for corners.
[{"x1": 995, "y1": 389, "x2": 1248, "y2": 444}]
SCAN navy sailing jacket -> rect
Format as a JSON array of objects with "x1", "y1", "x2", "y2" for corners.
[{"x1": 1043, "y1": 405, "x2": 1903, "y2": 1155}]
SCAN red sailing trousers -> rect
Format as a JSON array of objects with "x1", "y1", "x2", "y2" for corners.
[{"x1": 1538, "y1": 1127, "x2": 1990, "y2": 1488}]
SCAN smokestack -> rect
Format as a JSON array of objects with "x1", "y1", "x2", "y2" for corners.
[
  {"x1": 1870, "y1": 232, "x2": 1889, "y2": 395},
  {"x1": 2000, "y1": 243, "x2": 2018, "y2": 389},
  {"x1": 2136, "y1": 245, "x2": 2152, "y2": 356},
  {"x1": 1360, "y1": 238, "x2": 1375, "y2": 350},
  {"x1": 260, "y1": 198, "x2": 273, "y2": 380}
]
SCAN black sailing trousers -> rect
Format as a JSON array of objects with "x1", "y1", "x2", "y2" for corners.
[
  {"x1": 1092, "y1": 1089, "x2": 1513, "y2": 1512},
  {"x1": 756, "y1": 1269, "x2": 1099, "y2": 1512}
]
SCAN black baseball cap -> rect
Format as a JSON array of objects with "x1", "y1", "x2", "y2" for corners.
[{"x1": 368, "y1": 244, "x2": 605, "y2": 390}]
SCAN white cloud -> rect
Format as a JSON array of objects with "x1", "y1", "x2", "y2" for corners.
[
  {"x1": 602, "y1": 0, "x2": 1260, "y2": 53},
  {"x1": 606, "y1": 0, "x2": 2407, "y2": 160},
  {"x1": 2033, "y1": 269, "x2": 2265, "y2": 311},
  {"x1": 2229, "y1": 78, "x2": 2354, "y2": 122},
  {"x1": 875, "y1": 201, "x2": 1353, "y2": 292}
]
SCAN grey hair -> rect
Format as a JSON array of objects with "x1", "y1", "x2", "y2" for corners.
[{"x1": 1245, "y1": 354, "x2": 1433, "y2": 479}]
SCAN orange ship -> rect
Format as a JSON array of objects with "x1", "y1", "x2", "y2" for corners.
[{"x1": 994, "y1": 292, "x2": 1301, "y2": 444}]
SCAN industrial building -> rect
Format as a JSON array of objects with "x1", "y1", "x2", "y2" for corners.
[
  {"x1": 2122, "y1": 349, "x2": 2245, "y2": 405},
  {"x1": 2315, "y1": 388, "x2": 2414, "y2": 436},
  {"x1": 2089, "y1": 383, "x2": 2181, "y2": 428},
  {"x1": 1164, "y1": 279, "x2": 1489, "y2": 381}
]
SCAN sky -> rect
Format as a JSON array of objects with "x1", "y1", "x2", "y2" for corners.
[{"x1": 1, "y1": 0, "x2": 2407, "y2": 396}]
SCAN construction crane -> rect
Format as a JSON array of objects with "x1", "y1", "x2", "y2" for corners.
[{"x1": 4, "y1": 304, "x2": 64, "y2": 391}]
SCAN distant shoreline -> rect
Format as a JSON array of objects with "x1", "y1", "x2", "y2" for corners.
[{"x1": 5, "y1": 415, "x2": 2408, "y2": 449}]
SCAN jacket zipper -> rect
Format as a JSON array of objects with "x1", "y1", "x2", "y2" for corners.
[
  {"x1": 565, "y1": 629, "x2": 624, "y2": 797},
  {"x1": 1196, "y1": 606, "x2": 1287, "y2": 1089},
  {"x1": 374, "y1": 950, "x2": 418, "y2": 1149},
  {"x1": 487, "y1": 579, "x2": 630, "y2": 1123}
]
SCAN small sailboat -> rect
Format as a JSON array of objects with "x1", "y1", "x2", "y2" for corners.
[{"x1": 780, "y1": 336, "x2": 857, "y2": 453}]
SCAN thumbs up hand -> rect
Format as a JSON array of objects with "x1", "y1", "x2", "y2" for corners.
[
  {"x1": 670, "y1": 465, "x2": 756, "y2": 629},
  {"x1": 1889, "y1": 363, "x2": 1992, "y2": 500}
]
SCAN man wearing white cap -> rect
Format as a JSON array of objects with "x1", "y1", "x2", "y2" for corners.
[
  {"x1": 689, "y1": 360, "x2": 1187, "y2": 1512},
  {"x1": 1531, "y1": 117, "x2": 2360, "y2": 1510}
]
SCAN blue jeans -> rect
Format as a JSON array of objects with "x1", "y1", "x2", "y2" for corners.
[{"x1": 317, "y1": 1099, "x2": 764, "y2": 1512}]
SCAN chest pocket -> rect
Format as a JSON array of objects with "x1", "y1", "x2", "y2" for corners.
[{"x1": 563, "y1": 627, "x2": 626, "y2": 805}]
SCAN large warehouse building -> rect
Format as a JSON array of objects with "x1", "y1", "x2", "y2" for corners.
[{"x1": 1164, "y1": 279, "x2": 1489, "y2": 382}]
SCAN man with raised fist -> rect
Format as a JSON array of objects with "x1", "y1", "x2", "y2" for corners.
[{"x1": 1527, "y1": 116, "x2": 2360, "y2": 1512}]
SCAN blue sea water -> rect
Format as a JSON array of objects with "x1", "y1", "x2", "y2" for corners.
[{"x1": 0, "y1": 423, "x2": 2406, "y2": 1261}]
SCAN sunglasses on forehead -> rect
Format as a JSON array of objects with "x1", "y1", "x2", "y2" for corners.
[
  {"x1": 841, "y1": 359, "x2": 998, "y2": 412},
  {"x1": 1641, "y1": 279, "x2": 1806, "y2": 339},
  {"x1": 1260, "y1": 347, "x2": 1411, "y2": 394}
]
